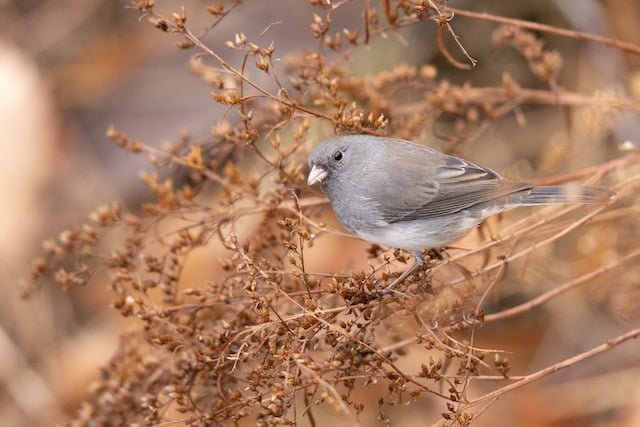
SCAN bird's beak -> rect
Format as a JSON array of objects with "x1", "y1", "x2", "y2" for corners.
[{"x1": 307, "y1": 165, "x2": 328, "y2": 185}]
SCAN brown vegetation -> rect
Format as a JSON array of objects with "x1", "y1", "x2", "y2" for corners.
[{"x1": 16, "y1": 0, "x2": 640, "y2": 425}]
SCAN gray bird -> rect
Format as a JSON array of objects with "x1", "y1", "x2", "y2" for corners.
[{"x1": 307, "y1": 135, "x2": 615, "y2": 290}]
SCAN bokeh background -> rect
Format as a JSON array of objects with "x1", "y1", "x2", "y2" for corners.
[{"x1": 1, "y1": 0, "x2": 640, "y2": 425}]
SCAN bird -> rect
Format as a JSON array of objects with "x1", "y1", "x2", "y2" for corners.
[{"x1": 307, "y1": 135, "x2": 615, "y2": 291}]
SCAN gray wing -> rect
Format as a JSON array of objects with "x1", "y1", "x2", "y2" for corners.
[{"x1": 365, "y1": 146, "x2": 530, "y2": 223}]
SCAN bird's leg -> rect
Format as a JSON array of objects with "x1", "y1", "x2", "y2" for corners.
[{"x1": 384, "y1": 252, "x2": 424, "y2": 292}]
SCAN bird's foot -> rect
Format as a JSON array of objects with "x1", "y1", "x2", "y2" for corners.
[
  {"x1": 383, "y1": 258, "x2": 421, "y2": 295},
  {"x1": 382, "y1": 248, "x2": 445, "y2": 296}
]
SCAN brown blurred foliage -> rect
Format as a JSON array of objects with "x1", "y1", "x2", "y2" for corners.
[{"x1": 2, "y1": 0, "x2": 640, "y2": 426}]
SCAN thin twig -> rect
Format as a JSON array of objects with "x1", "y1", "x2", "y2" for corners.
[
  {"x1": 428, "y1": 0, "x2": 477, "y2": 68},
  {"x1": 465, "y1": 327, "x2": 640, "y2": 406},
  {"x1": 484, "y1": 247, "x2": 640, "y2": 323},
  {"x1": 448, "y1": 7, "x2": 640, "y2": 57}
]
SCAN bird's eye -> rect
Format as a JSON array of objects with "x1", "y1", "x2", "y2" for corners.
[{"x1": 333, "y1": 150, "x2": 343, "y2": 162}]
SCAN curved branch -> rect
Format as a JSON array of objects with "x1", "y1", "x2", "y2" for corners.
[
  {"x1": 465, "y1": 327, "x2": 640, "y2": 407},
  {"x1": 484, "y1": 247, "x2": 640, "y2": 323},
  {"x1": 448, "y1": 7, "x2": 640, "y2": 57}
]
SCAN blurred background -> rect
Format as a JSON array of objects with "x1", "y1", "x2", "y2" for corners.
[{"x1": 1, "y1": 0, "x2": 640, "y2": 425}]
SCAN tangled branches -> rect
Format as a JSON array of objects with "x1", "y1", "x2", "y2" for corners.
[{"x1": 25, "y1": 1, "x2": 640, "y2": 425}]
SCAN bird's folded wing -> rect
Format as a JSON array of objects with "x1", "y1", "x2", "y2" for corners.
[{"x1": 371, "y1": 153, "x2": 530, "y2": 223}]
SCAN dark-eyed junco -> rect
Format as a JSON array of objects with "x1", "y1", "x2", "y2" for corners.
[{"x1": 307, "y1": 135, "x2": 615, "y2": 290}]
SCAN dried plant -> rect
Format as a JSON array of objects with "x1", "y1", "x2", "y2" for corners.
[{"x1": 25, "y1": 1, "x2": 640, "y2": 426}]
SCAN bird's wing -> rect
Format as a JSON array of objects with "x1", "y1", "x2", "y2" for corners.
[
  {"x1": 369, "y1": 151, "x2": 530, "y2": 223},
  {"x1": 359, "y1": 150, "x2": 441, "y2": 224}
]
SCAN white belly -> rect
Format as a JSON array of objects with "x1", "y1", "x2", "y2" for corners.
[{"x1": 354, "y1": 215, "x2": 481, "y2": 252}]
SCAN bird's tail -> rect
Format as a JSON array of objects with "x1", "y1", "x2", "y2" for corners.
[{"x1": 514, "y1": 185, "x2": 616, "y2": 206}]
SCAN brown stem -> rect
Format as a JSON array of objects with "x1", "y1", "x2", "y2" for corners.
[
  {"x1": 448, "y1": 7, "x2": 640, "y2": 57},
  {"x1": 181, "y1": 28, "x2": 335, "y2": 122},
  {"x1": 484, "y1": 247, "x2": 640, "y2": 323},
  {"x1": 435, "y1": 23, "x2": 472, "y2": 70},
  {"x1": 396, "y1": 87, "x2": 640, "y2": 115},
  {"x1": 465, "y1": 327, "x2": 640, "y2": 406}
]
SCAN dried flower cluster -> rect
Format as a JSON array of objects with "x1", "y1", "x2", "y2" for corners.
[{"x1": 25, "y1": 1, "x2": 640, "y2": 425}]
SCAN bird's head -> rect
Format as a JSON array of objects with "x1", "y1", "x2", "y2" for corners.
[{"x1": 307, "y1": 136, "x2": 360, "y2": 187}]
